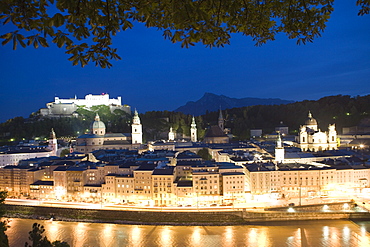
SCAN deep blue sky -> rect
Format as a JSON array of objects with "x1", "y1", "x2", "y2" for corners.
[{"x1": 1, "y1": 2, "x2": 369, "y2": 123}]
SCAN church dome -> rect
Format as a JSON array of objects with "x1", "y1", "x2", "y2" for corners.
[
  {"x1": 90, "y1": 114, "x2": 106, "y2": 132},
  {"x1": 91, "y1": 120, "x2": 105, "y2": 129},
  {"x1": 305, "y1": 111, "x2": 317, "y2": 125}
]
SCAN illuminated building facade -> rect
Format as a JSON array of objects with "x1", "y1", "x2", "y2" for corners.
[
  {"x1": 40, "y1": 93, "x2": 131, "y2": 117},
  {"x1": 0, "y1": 129, "x2": 57, "y2": 167},
  {"x1": 296, "y1": 111, "x2": 337, "y2": 152},
  {"x1": 75, "y1": 112, "x2": 143, "y2": 154}
]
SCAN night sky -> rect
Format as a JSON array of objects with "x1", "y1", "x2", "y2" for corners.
[{"x1": 1, "y1": 2, "x2": 369, "y2": 123}]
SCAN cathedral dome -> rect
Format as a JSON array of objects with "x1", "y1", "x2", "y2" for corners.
[
  {"x1": 91, "y1": 119, "x2": 105, "y2": 129},
  {"x1": 305, "y1": 111, "x2": 317, "y2": 125},
  {"x1": 90, "y1": 114, "x2": 106, "y2": 135}
]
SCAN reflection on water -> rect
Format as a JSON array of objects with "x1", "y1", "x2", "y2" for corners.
[{"x1": 5, "y1": 218, "x2": 370, "y2": 247}]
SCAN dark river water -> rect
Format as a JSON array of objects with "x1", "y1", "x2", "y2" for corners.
[{"x1": 5, "y1": 218, "x2": 370, "y2": 247}]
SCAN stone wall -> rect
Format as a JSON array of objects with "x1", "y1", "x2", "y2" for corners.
[
  {"x1": 4, "y1": 204, "x2": 370, "y2": 226},
  {"x1": 265, "y1": 202, "x2": 366, "y2": 212}
]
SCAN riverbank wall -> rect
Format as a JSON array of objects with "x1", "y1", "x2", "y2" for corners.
[{"x1": 4, "y1": 202, "x2": 370, "y2": 226}]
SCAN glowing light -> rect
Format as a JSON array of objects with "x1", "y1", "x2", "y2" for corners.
[
  {"x1": 100, "y1": 224, "x2": 114, "y2": 247},
  {"x1": 45, "y1": 221, "x2": 59, "y2": 242},
  {"x1": 73, "y1": 222, "x2": 87, "y2": 247},
  {"x1": 323, "y1": 226, "x2": 329, "y2": 238},
  {"x1": 130, "y1": 226, "x2": 142, "y2": 245},
  {"x1": 223, "y1": 226, "x2": 234, "y2": 246},
  {"x1": 246, "y1": 228, "x2": 258, "y2": 246},
  {"x1": 342, "y1": 226, "x2": 351, "y2": 245},
  {"x1": 159, "y1": 226, "x2": 173, "y2": 247},
  {"x1": 288, "y1": 207, "x2": 295, "y2": 212},
  {"x1": 191, "y1": 226, "x2": 202, "y2": 246}
]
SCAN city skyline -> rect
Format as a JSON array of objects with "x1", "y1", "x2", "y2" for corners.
[{"x1": 1, "y1": 1, "x2": 369, "y2": 123}]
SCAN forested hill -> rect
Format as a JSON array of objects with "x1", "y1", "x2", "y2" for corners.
[
  {"x1": 214, "y1": 94, "x2": 370, "y2": 139},
  {"x1": 0, "y1": 95, "x2": 369, "y2": 143}
]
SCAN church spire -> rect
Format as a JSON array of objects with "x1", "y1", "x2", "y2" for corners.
[
  {"x1": 191, "y1": 116, "x2": 197, "y2": 142},
  {"x1": 48, "y1": 128, "x2": 58, "y2": 156},
  {"x1": 133, "y1": 109, "x2": 141, "y2": 125},
  {"x1": 218, "y1": 108, "x2": 224, "y2": 130}
]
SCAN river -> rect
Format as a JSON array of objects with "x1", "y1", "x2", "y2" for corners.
[{"x1": 5, "y1": 218, "x2": 370, "y2": 247}]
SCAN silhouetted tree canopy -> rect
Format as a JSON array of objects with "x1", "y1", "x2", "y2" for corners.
[
  {"x1": 1, "y1": 1, "x2": 368, "y2": 68},
  {"x1": 0, "y1": 191, "x2": 8, "y2": 247}
]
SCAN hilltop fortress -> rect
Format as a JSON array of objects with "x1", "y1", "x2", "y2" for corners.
[{"x1": 40, "y1": 93, "x2": 131, "y2": 118}]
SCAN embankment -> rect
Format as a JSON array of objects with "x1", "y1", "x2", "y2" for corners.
[{"x1": 4, "y1": 202, "x2": 370, "y2": 226}]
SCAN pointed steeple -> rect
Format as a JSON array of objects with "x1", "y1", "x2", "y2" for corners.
[
  {"x1": 48, "y1": 128, "x2": 58, "y2": 156},
  {"x1": 50, "y1": 128, "x2": 56, "y2": 139},
  {"x1": 308, "y1": 111, "x2": 312, "y2": 119},
  {"x1": 191, "y1": 116, "x2": 197, "y2": 142},
  {"x1": 191, "y1": 116, "x2": 196, "y2": 128},
  {"x1": 218, "y1": 108, "x2": 224, "y2": 130},
  {"x1": 132, "y1": 109, "x2": 141, "y2": 125},
  {"x1": 277, "y1": 131, "x2": 282, "y2": 148}
]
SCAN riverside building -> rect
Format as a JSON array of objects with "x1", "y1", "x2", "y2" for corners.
[{"x1": 1, "y1": 148, "x2": 369, "y2": 206}]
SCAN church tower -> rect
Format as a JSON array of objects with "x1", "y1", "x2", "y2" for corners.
[
  {"x1": 328, "y1": 124, "x2": 337, "y2": 144},
  {"x1": 168, "y1": 127, "x2": 175, "y2": 141},
  {"x1": 190, "y1": 116, "x2": 197, "y2": 142},
  {"x1": 218, "y1": 108, "x2": 224, "y2": 131},
  {"x1": 275, "y1": 132, "x2": 284, "y2": 163},
  {"x1": 48, "y1": 128, "x2": 58, "y2": 156},
  {"x1": 131, "y1": 109, "x2": 143, "y2": 144}
]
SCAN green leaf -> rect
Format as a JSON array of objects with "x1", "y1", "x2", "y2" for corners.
[
  {"x1": 16, "y1": 34, "x2": 26, "y2": 48},
  {"x1": 12, "y1": 36, "x2": 17, "y2": 50}
]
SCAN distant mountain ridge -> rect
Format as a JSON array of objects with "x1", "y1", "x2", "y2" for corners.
[{"x1": 174, "y1": 93, "x2": 294, "y2": 115}]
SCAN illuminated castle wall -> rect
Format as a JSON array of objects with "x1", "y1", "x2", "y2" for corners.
[{"x1": 40, "y1": 93, "x2": 130, "y2": 117}]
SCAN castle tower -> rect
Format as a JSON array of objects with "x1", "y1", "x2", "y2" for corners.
[
  {"x1": 131, "y1": 109, "x2": 143, "y2": 144},
  {"x1": 218, "y1": 108, "x2": 224, "y2": 131},
  {"x1": 190, "y1": 116, "x2": 197, "y2": 142},
  {"x1": 48, "y1": 128, "x2": 58, "y2": 156},
  {"x1": 91, "y1": 113, "x2": 106, "y2": 136},
  {"x1": 168, "y1": 127, "x2": 175, "y2": 141},
  {"x1": 275, "y1": 132, "x2": 284, "y2": 163}
]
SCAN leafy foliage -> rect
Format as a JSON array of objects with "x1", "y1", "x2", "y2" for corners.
[
  {"x1": 25, "y1": 223, "x2": 70, "y2": 247},
  {"x1": 1, "y1": 1, "x2": 368, "y2": 68},
  {"x1": 197, "y1": 148, "x2": 212, "y2": 160},
  {"x1": 0, "y1": 220, "x2": 9, "y2": 247},
  {"x1": 59, "y1": 148, "x2": 70, "y2": 157},
  {"x1": 0, "y1": 191, "x2": 8, "y2": 247}
]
